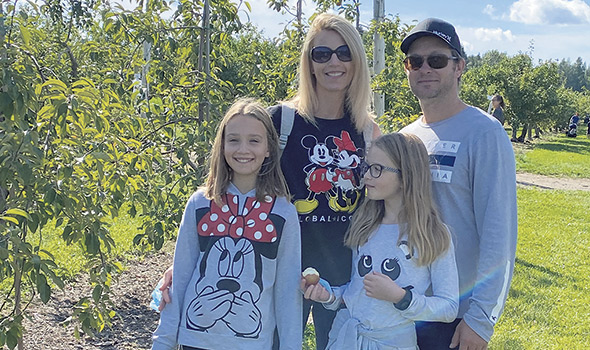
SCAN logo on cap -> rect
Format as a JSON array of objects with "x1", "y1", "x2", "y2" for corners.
[{"x1": 432, "y1": 30, "x2": 451, "y2": 42}]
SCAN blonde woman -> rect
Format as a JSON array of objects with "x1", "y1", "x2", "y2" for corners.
[
  {"x1": 268, "y1": 13, "x2": 380, "y2": 349},
  {"x1": 302, "y1": 133, "x2": 458, "y2": 350}
]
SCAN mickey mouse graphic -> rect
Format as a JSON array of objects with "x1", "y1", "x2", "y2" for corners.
[
  {"x1": 186, "y1": 194, "x2": 284, "y2": 338},
  {"x1": 295, "y1": 135, "x2": 336, "y2": 214}
]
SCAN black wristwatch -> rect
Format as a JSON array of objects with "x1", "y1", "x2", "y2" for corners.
[{"x1": 394, "y1": 286, "x2": 414, "y2": 310}]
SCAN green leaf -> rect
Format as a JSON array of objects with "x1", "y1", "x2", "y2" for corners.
[
  {"x1": 45, "y1": 187, "x2": 56, "y2": 204},
  {"x1": 0, "y1": 247, "x2": 8, "y2": 260},
  {"x1": 5, "y1": 208, "x2": 31, "y2": 220},
  {"x1": 85, "y1": 233, "x2": 100, "y2": 254},
  {"x1": 0, "y1": 216, "x2": 19, "y2": 225},
  {"x1": 6, "y1": 331, "x2": 17, "y2": 349},
  {"x1": 92, "y1": 285, "x2": 102, "y2": 303},
  {"x1": 41, "y1": 79, "x2": 69, "y2": 92},
  {"x1": 132, "y1": 233, "x2": 144, "y2": 245},
  {"x1": 37, "y1": 274, "x2": 51, "y2": 303},
  {"x1": 92, "y1": 152, "x2": 112, "y2": 161},
  {"x1": 20, "y1": 25, "x2": 31, "y2": 46}
]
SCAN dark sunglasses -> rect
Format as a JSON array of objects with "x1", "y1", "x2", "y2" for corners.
[
  {"x1": 310, "y1": 45, "x2": 352, "y2": 63},
  {"x1": 360, "y1": 162, "x2": 400, "y2": 178},
  {"x1": 403, "y1": 54, "x2": 459, "y2": 70}
]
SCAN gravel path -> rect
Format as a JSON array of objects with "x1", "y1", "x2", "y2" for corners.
[{"x1": 18, "y1": 172, "x2": 590, "y2": 350}]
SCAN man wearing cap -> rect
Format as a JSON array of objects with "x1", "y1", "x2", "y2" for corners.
[{"x1": 399, "y1": 18, "x2": 517, "y2": 350}]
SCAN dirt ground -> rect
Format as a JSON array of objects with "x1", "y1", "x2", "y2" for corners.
[
  {"x1": 18, "y1": 173, "x2": 590, "y2": 350},
  {"x1": 516, "y1": 172, "x2": 590, "y2": 191}
]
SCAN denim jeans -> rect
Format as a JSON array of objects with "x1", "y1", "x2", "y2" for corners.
[{"x1": 416, "y1": 318, "x2": 461, "y2": 350}]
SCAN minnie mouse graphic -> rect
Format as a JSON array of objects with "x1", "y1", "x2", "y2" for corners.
[{"x1": 186, "y1": 194, "x2": 284, "y2": 338}]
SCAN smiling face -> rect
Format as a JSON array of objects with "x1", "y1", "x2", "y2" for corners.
[
  {"x1": 311, "y1": 29, "x2": 355, "y2": 97},
  {"x1": 224, "y1": 114, "x2": 269, "y2": 192},
  {"x1": 405, "y1": 36, "x2": 463, "y2": 102}
]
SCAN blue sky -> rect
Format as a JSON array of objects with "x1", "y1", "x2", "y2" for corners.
[{"x1": 240, "y1": 0, "x2": 590, "y2": 64}]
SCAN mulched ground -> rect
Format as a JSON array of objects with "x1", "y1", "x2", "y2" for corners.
[{"x1": 22, "y1": 248, "x2": 173, "y2": 350}]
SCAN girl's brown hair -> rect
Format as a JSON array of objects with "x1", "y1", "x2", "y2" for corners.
[{"x1": 204, "y1": 98, "x2": 289, "y2": 204}]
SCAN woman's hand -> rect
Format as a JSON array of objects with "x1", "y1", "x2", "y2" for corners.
[
  {"x1": 363, "y1": 271, "x2": 405, "y2": 303},
  {"x1": 157, "y1": 265, "x2": 174, "y2": 311}
]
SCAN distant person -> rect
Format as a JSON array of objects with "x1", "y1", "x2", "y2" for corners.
[
  {"x1": 570, "y1": 112, "x2": 580, "y2": 125},
  {"x1": 152, "y1": 98, "x2": 302, "y2": 350},
  {"x1": 302, "y1": 132, "x2": 459, "y2": 350},
  {"x1": 491, "y1": 94, "x2": 505, "y2": 125},
  {"x1": 567, "y1": 113, "x2": 580, "y2": 137},
  {"x1": 399, "y1": 17, "x2": 518, "y2": 350},
  {"x1": 583, "y1": 114, "x2": 589, "y2": 125}
]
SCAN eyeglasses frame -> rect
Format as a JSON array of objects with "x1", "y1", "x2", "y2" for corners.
[
  {"x1": 310, "y1": 45, "x2": 353, "y2": 64},
  {"x1": 361, "y1": 162, "x2": 401, "y2": 178},
  {"x1": 403, "y1": 54, "x2": 459, "y2": 71}
]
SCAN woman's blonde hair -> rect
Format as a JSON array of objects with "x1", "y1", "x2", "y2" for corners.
[
  {"x1": 291, "y1": 13, "x2": 373, "y2": 132},
  {"x1": 344, "y1": 133, "x2": 451, "y2": 266},
  {"x1": 205, "y1": 98, "x2": 289, "y2": 205}
]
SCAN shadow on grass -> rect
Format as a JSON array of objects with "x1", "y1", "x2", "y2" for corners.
[{"x1": 534, "y1": 138, "x2": 590, "y2": 154}]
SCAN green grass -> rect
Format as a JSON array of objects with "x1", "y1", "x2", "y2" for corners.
[
  {"x1": 31, "y1": 206, "x2": 144, "y2": 280},
  {"x1": 302, "y1": 188, "x2": 590, "y2": 349},
  {"x1": 490, "y1": 188, "x2": 590, "y2": 349},
  {"x1": 514, "y1": 127, "x2": 590, "y2": 177}
]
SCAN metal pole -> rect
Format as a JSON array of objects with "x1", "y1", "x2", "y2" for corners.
[{"x1": 373, "y1": 0, "x2": 385, "y2": 117}]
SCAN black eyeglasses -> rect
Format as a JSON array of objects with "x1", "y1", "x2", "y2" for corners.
[
  {"x1": 360, "y1": 162, "x2": 400, "y2": 178},
  {"x1": 310, "y1": 45, "x2": 352, "y2": 63},
  {"x1": 403, "y1": 54, "x2": 459, "y2": 70}
]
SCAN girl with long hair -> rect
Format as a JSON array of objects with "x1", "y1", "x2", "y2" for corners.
[
  {"x1": 153, "y1": 98, "x2": 302, "y2": 350},
  {"x1": 302, "y1": 133, "x2": 458, "y2": 350}
]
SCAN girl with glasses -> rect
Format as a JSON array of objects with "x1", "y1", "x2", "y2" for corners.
[{"x1": 302, "y1": 133, "x2": 458, "y2": 350}]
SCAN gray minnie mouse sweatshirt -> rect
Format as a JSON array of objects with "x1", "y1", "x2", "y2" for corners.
[{"x1": 152, "y1": 184, "x2": 302, "y2": 350}]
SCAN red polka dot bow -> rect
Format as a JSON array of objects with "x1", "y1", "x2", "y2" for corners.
[{"x1": 197, "y1": 194, "x2": 278, "y2": 243}]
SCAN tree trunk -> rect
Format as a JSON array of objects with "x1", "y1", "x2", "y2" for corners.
[
  {"x1": 518, "y1": 124, "x2": 528, "y2": 142},
  {"x1": 511, "y1": 122, "x2": 519, "y2": 140}
]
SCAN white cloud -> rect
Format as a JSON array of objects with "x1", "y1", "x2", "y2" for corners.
[
  {"x1": 239, "y1": 0, "x2": 322, "y2": 38},
  {"x1": 474, "y1": 27, "x2": 516, "y2": 42},
  {"x1": 508, "y1": 0, "x2": 590, "y2": 25},
  {"x1": 483, "y1": 4, "x2": 496, "y2": 17}
]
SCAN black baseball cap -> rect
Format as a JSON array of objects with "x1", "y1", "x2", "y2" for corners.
[{"x1": 400, "y1": 18, "x2": 462, "y2": 57}]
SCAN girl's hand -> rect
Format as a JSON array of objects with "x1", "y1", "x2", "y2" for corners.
[
  {"x1": 300, "y1": 278, "x2": 332, "y2": 303},
  {"x1": 363, "y1": 271, "x2": 405, "y2": 303}
]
